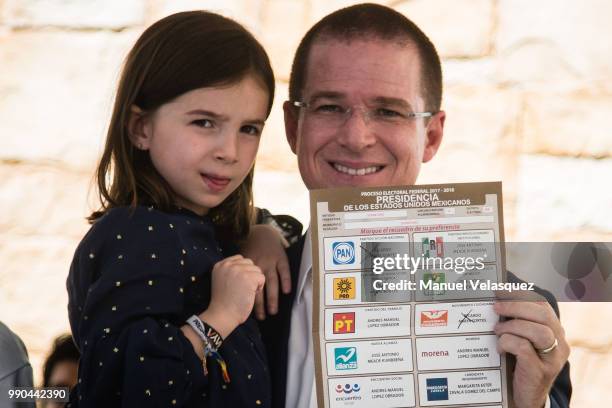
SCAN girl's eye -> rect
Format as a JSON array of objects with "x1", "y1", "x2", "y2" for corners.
[
  {"x1": 241, "y1": 125, "x2": 261, "y2": 136},
  {"x1": 192, "y1": 119, "x2": 214, "y2": 128}
]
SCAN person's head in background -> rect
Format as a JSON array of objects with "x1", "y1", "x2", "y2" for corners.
[
  {"x1": 284, "y1": 3, "x2": 445, "y2": 190},
  {"x1": 90, "y1": 11, "x2": 275, "y2": 241},
  {"x1": 41, "y1": 334, "x2": 79, "y2": 408}
]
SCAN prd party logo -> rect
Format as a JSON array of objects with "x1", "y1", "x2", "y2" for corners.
[
  {"x1": 333, "y1": 277, "x2": 356, "y2": 300},
  {"x1": 332, "y1": 241, "x2": 355, "y2": 265},
  {"x1": 334, "y1": 347, "x2": 357, "y2": 370},
  {"x1": 426, "y1": 377, "x2": 449, "y2": 401},
  {"x1": 333, "y1": 312, "x2": 355, "y2": 334},
  {"x1": 421, "y1": 310, "x2": 448, "y2": 327}
]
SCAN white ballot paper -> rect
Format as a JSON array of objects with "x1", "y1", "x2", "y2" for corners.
[{"x1": 310, "y1": 182, "x2": 512, "y2": 408}]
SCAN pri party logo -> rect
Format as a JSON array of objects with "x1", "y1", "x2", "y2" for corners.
[
  {"x1": 422, "y1": 236, "x2": 444, "y2": 258},
  {"x1": 334, "y1": 347, "x2": 358, "y2": 370},
  {"x1": 426, "y1": 377, "x2": 449, "y2": 401},
  {"x1": 333, "y1": 312, "x2": 355, "y2": 334},
  {"x1": 333, "y1": 277, "x2": 356, "y2": 300},
  {"x1": 332, "y1": 241, "x2": 355, "y2": 265},
  {"x1": 421, "y1": 310, "x2": 448, "y2": 327}
]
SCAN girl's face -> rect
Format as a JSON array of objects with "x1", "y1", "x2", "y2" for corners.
[{"x1": 134, "y1": 75, "x2": 269, "y2": 215}]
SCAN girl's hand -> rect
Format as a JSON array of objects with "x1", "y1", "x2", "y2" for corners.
[
  {"x1": 201, "y1": 255, "x2": 265, "y2": 338},
  {"x1": 241, "y1": 224, "x2": 291, "y2": 320}
]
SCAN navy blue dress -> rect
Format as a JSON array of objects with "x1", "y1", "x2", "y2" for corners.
[{"x1": 67, "y1": 206, "x2": 271, "y2": 407}]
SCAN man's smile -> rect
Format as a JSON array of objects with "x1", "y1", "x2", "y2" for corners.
[{"x1": 329, "y1": 161, "x2": 385, "y2": 176}]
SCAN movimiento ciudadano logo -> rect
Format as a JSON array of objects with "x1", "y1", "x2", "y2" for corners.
[{"x1": 420, "y1": 310, "x2": 448, "y2": 327}]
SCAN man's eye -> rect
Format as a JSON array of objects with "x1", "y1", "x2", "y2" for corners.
[
  {"x1": 315, "y1": 104, "x2": 345, "y2": 114},
  {"x1": 375, "y1": 108, "x2": 402, "y2": 118},
  {"x1": 241, "y1": 125, "x2": 261, "y2": 136},
  {"x1": 192, "y1": 119, "x2": 214, "y2": 128}
]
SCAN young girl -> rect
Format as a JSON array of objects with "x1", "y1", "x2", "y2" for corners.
[{"x1": 67, "y1": 11, "x2": 276, "y2": 407}]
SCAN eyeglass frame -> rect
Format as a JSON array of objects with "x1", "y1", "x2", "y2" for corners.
[{"x1": 291, "y1": 100, "x2": 435, "y2": 127}]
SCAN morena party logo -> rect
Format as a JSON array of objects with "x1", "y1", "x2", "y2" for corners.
[
  {"x1": 335, "y1": 383, "x2": 361, "y2": 394},
  {"x1": 332, "y1": 241, "x2": 355, "y2": 265}
]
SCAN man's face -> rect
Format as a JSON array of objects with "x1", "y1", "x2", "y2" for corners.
[{"x1": 285, "y1": 38, "x2": 445, "y2": 189}]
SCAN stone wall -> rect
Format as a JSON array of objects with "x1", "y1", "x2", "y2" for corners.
[{"x1": 0, "y1": 1, "x2": 610, "y2": 406}]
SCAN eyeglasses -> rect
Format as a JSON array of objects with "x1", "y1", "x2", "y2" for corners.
[{"x1": 292, "y1": 100, "x2": 434, "y2": 130}]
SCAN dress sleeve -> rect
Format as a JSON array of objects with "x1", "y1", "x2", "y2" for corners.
[{"x1": 67, "y1": 208, "x2": 209, "y2": 407}]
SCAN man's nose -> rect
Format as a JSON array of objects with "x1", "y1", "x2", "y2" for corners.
[{"x1": 337, "y1": 109, "x2": 376, "y2": 151}]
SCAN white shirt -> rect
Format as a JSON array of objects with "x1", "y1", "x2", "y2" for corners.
[
  {"x1": 285, "y1": 229, "x2": 317, "y2": 408},
  {"x1": 283, "y1": 229, "x2": 552, "y2": 408}
]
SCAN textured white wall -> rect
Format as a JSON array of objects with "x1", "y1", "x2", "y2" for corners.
[{"x1": 1, "y1": 1, "x2": 610, "y2": 405}]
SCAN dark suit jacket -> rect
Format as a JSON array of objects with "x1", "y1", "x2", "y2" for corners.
[{"x1": 259, "y1": 234, "x2": 572, "y2": 408}]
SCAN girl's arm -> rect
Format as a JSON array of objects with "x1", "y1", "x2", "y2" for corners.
[{"x1": 180, "y1": 255, "x2": 264, "y2": 360}]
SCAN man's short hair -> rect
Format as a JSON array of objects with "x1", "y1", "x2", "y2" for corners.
[{"x1": 289, "y1": 3, "x2": 443, "y2": 112}]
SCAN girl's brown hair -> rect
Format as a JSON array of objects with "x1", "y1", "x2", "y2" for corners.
[{"x1": 90, "y1": 11, "x2": 275, "y2": 241}]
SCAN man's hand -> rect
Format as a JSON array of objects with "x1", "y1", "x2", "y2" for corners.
[
  {"x1": 493, "y1": 298, "x2": 570, "y2": 408},
  {"x1": 241, "y1": 224, "x2": 291, "y2": 320}
]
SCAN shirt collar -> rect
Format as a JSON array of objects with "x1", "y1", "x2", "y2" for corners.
[{"x1": 295, "y1": 228, "x2": 312, "y2": 304}]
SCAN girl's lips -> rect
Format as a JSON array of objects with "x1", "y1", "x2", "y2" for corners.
[{"x1": 201, "y1": 173, "x2": 231, "y2": 192}]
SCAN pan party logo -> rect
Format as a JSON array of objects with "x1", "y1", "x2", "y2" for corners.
[{"x1": 332, "y1": 241, "x2": 355, "y2": 265}]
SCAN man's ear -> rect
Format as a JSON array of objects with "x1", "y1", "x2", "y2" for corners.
[
  {"x1": 283, "y1": 101, "x2": 298, "y2": 154},
  {"x1": 422, "y1": 110, "x2": 445, "y2": 163},
  {"x1": 127, "y1": 105, "x2": 151, "y2": 150}
]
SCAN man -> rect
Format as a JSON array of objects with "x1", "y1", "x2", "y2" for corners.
[{"x1": 258, "y1": 4, "x2": 571, "y2": 408}]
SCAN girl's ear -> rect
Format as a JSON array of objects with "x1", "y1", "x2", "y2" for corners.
[{"x1": 127, "y1": 105, "x2": 151, "y2": 150}]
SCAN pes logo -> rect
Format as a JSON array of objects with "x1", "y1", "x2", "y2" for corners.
[
  {"x1": 332, "y1": 241, "x2": 355, "y2": 265},
  {"x1": 335, "y1": 383, "x2": 361, "y2": 394},
  {"x1": 333, "y1": 277, "x2": 356, "y2": 300},
  {"x1": 333, "y1": 312, "x2": 355, "y2": 334},
  {"x1": 421, "y1": 310, "x2": 448, "y2": 327}
]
